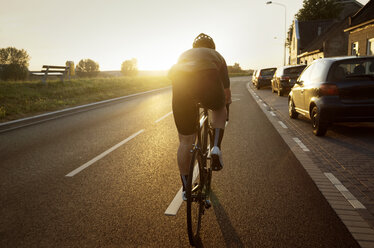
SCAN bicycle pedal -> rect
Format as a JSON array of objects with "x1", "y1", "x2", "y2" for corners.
[{"x1": 205, "y1": 199, "x2": 212, "y2": 209}]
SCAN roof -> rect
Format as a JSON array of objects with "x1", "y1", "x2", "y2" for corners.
[
  {"x1": 313, "y1": 55, "x2": 374, "y2": 63},
  {"x1": 278, "y1": 64, "x2": 306, "y2": 70},
  {"x1": 348, "y1": 0, "x2": 374, "y2": 28},
  {"x1": 294, "y1": 0, "x2": 363, "y2": 50},
  {"x1": 297, "y1": 19, "x2": 335, "y2": 50},
  {"x1": 336, "y1": 0, "x2": 364, "y2": 20},
  {"x1": 300, "y1": 18, "x2": 349, "y2": 54}
]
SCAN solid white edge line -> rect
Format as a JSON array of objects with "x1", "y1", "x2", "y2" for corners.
[
  {"x1": 0, "y1": 87, "x2": 171, "y2": 127},
  {"x1": 278, "y1": 121, "x2": 288, "y2": 129},
  {"x1": 324, "y1": 173, "x2": 366, "y2": 209},
  {"x1": 155, "y1": 111, "x2": 173, "y2": 123},
  {"x1": 65, "y1": 129, "x2": 144, "y2": 177},
  {"x1": 165, "y1": 163, "x2": 199, "y2": 216}
]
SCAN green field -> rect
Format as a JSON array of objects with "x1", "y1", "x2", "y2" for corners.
[
  {"x1": 0, "y1": 74, "x2": 250, "y2": 123},
  {"x1": 0, "y1": 76, "x2": 171, "y2": 122}
]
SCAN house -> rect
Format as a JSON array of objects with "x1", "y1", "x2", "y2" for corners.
[
  {"x1": 289, "y1": 19, "x2": 336, "y2": 65},
  {"x1": 344, "y1": 0, "x2": 374, "y2": 56},
  {"x1": 289, "y1": 0, "x2": 363, "y2": 65}
]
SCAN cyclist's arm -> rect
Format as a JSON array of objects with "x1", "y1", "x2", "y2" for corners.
[{"x1": 219, "y1": 57, "x2": 231, "y2": 104}]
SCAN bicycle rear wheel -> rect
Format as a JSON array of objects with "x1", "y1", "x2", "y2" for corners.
[{"x1": 186, "y1": 148, "x2": 204, "y2": 246}]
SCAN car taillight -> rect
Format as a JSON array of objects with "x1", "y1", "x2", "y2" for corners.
[
  {"x1": 280, "y1": 76, "x2": 290, "y2": 81},
  {"x1": 320, "y1": 84, "x2": 339, "y2": 96}
]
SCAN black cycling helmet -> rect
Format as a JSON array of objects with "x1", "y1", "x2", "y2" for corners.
[{"x1": 192, "y1": 33, "x2": 216, "y2": 49}]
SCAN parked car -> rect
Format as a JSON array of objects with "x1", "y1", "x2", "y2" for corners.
[
  {"x1": 253, "y1": 67, "x2": 276, "y2": 89},
  {"x1": 271, "y1": 64, "x2": 306, "y2": 96},
  {"x1": 288, "y1": 56, "x2": 374, "y2": 136}
]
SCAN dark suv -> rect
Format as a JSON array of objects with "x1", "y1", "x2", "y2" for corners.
[
  {"x1": 288, "y1": 56, "x2": 374, "y2": 136},
  {"x1": 253, "y1": 67, "x2": 276, "y2": 89},
  {"x1": 271, "y1": 64, "x2": 306, "y2": 96}
]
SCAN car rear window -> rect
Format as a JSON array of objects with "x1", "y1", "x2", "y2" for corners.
[
  {"x1": 328, "y1": 59, "x2": 374, "y2": 82},
  {"x1": 284, "y1": 65, "x2": 306, "y2": 75},
  {"x1": 260, "y1": 68, "x2": 276, "y2": 76}
]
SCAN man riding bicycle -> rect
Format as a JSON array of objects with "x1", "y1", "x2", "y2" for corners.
[{"x1": 168, "y1": 33, "x2": 231, "y2": 200}]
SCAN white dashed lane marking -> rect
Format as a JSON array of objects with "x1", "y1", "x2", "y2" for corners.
[
  {"x1": 292, "y1": 137, "x2": 310, "y2": 152},
  {"x1": 324, "y1": 173, "x2": 366, "y2": 209},
  {"x1": 278, "y1": 121, "x2": 288, "y2": 129},
  {"x1": 165, "y1": 163, "x2": 199, "y2": 216},
  {"x1": 65, "y1": 130, "x2": 145, "y2": 177},
  {"x1": 155, "y1": 111, "x2": 173, "y2": 123}
]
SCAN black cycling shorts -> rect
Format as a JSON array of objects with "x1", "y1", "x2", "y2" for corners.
[{"x1": 172, "y1": 69, "x2": 225, "y2": 135}]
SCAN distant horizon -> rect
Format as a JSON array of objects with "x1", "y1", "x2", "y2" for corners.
[{"x1": 1, "y1": 0, "x2": 369, "y2": 72}]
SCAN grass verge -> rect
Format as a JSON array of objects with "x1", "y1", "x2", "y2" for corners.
[{"x1": 0, "y1": 76, "x2": 171, "y2": 122}]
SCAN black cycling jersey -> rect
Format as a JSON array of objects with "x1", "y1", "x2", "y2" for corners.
[{"x1": 169, "y1": 48, "x2": 229, "y2": 135}]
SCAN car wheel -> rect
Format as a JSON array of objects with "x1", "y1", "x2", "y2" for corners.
[
  {"x1": 311, "y1": 106, "x2": 327, "y2": 136},
  {"x1": 256, "y1": 84, "x2": 260, "y2": 89},
  {"x1": 288, "y1": 99, "x2": 298, "y2": 119}
]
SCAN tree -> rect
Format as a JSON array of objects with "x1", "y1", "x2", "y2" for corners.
[
  {"x1": 75, "y1": 59, "x2": 100, "y2": 77},
  {"x1": 0, "y1": 47, "x2": 30, "y2": 81},
  {"x1": 121, "y1": 58, "x2": 138, "y2": 76},
  {"x1": 295, "y1": 0, "x2": 342, "y2": 21},
  {"x1": 227, "y1": 63, "x2": 244, "y2": 73}
]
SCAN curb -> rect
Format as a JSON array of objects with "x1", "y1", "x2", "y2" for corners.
[
  {"x1": 0, "y1": 86, "x2": 171, "y2": 133},
  {"x1": 246, "y1": 82, "x2": 374, "y2": 248}
]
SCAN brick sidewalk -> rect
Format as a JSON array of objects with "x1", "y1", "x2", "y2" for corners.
[{"x1": 247, "y1": 83, "x2": 374, "y2": 247}]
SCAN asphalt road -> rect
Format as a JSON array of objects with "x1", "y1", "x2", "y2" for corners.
[
  {"x1": 251, "y1": 81, "x2": 374, "y2": 228},
  {"x1": 0, "y1": 77, "x2": 360, "y2": 247}
]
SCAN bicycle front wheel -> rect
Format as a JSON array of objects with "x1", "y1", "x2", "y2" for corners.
[{"x1": 186, "y1": 148, "x2": 204, "y2": 246}]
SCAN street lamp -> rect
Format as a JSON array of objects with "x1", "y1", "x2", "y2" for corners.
[{"x1": 266, "y1": 1, "x2": 287, "y2": 66}]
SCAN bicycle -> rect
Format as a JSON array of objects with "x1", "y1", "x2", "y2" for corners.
[{"x1": 186, "y1": 104, "x2": 229, "y2": 247}]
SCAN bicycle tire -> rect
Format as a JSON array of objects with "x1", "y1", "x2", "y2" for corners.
[
  {"x1": 186, "y1": 148, "x2": 204, "y2": 246},
  {"x1": 201, "y1": 111, "x2": 209, "y2": 155}
]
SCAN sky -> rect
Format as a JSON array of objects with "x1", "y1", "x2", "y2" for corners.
[{"x1": 0, "y1": 0, "x2": 370, "y2": 71}]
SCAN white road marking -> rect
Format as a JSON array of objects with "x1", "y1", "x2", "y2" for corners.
[
  {"x1": 324, "y1": 173, "x2": 366, "y2": 209},
  {"x1": 0, "y1": 87, "x2": 171, "y2": 128},
  {"x1": 292, "y1": 137, "x2": 310, "y2": 152},
  {"x1": 65, "y1": 129, "x2": 145, "y2": 177},
  {"x1": 262, "y1": 103, "x2": 267, "y2": 107},
  {"x1": 232, "y1": 97, "x2": 241, "y2": 102},
  {"x1": 165, "y1": 163, "x2": 199, "y2": 216},
  {"x1": 155, "y1": 111, "x2": 173, "y2": 123},
  {"x1": 278, "y1": 121, "x2": 288, "y2": 129},
  {"x1": 270, "y1": 111, "x2": 276, "y2": 116}
]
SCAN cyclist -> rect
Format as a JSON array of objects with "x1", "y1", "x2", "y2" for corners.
[{"x1": 168, "y1": 33, "x2": 231, "y2": 200}]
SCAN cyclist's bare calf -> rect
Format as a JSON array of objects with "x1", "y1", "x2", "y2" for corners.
[
  {"x1": 178, "y1": 133, "x2": 196, "y2": 176},
  {"x1": 178, "y1": 105, "x2": 227, "y2": 177},
  {"x1": 211, "y1": 106, "x2": 227, "y2": 129}
]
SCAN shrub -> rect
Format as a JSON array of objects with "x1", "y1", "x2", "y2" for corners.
[
  {"x1": 121, "y1": 58, "x2": 138, "y2": 76},
  {"x1": 75, "y1": 59, "x2": 100, "y2": 78},
  {"x1": 0, "y1": 64, "x2": 28, "y2": 81},
  {"x1": 0, "y1": 47, "x2": 30, "y2": 81}
]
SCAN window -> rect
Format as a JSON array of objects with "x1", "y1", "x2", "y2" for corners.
[
  {"x1": 299, "y1": 64, "x2": 314, "y2": 84},
  {"x1": 309, "y1": 62, "x2": 326, "y2": 84},
  {"x1": 367, "y1": 38, "x2": 374, "y2": 55},
  {"x1": 351, "y1": 42, "x2": 359, "y2": 56}
]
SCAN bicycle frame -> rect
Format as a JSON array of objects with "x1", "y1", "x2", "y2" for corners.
[{"x1": 186, "y1": 105, "x2": 213, "y2": 246}]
